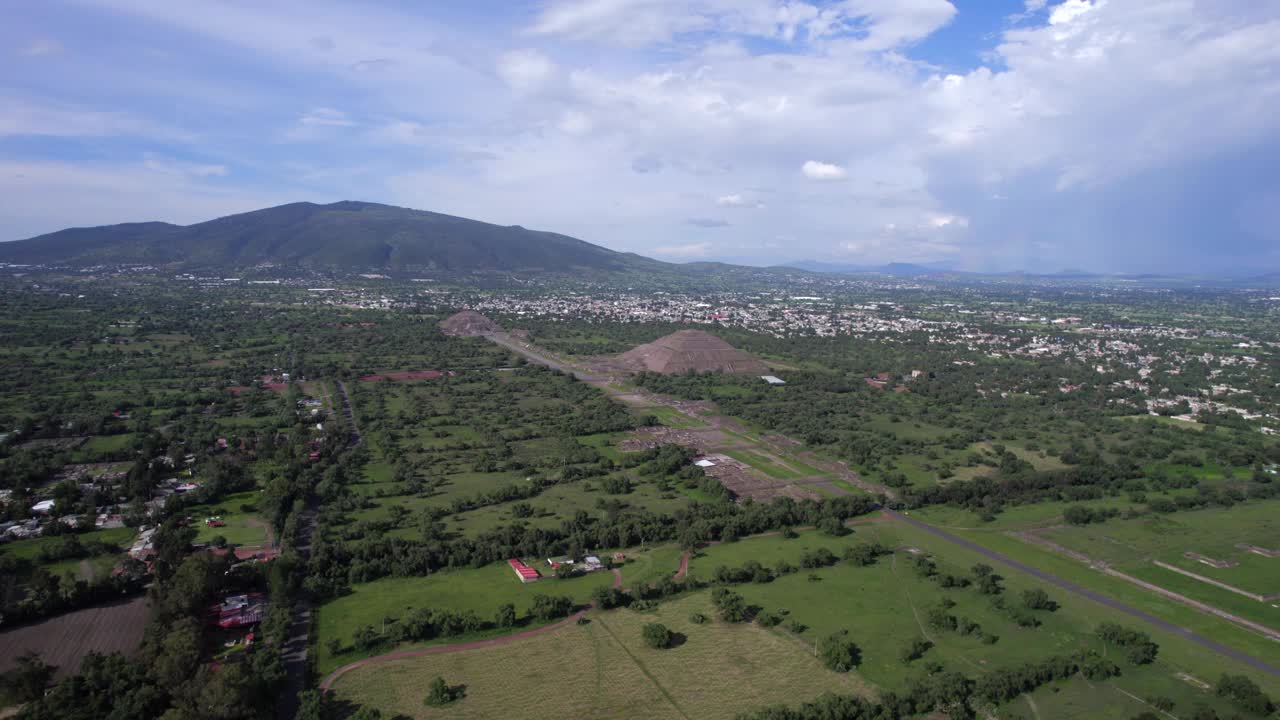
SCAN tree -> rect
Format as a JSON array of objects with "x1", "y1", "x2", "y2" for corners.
[
  {"x1": 817, "y1": 630, "x2": 861, "y2": 672},
  {"x1": 900, "y1": 637, "x2": 933, "y2": 664},
  {"x1": 495, "y1": 603, "x2": 517, "y2": 628},
  {"x1": 424, "y1": 675, "x2": 463, "y2": 707},
  {"x1": 1021, "y1": 588, "x2": 1057, "y2": 612},
  {"x1": 642, "y1": 623, "x2": 673, "y2": 649},
  {"x1": 0, "y1": 650, "x2": 55, "y2": 704}
]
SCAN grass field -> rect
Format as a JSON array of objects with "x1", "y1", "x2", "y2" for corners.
[
  {"x1": 0, "y1": 527, "x2": 135, "y2": 563},
  {"x1": 329, "y1": 593, "x2": 873, "y2": 720},
  {"x1": 1039, "y1": 501, "x2": 1280, "y2": 596},
  {"x1": 315, "y1": 562, "x2": 619, "y2": 674},
  {"x1": 183, "y1": 490, "x2": 271, "y2": 547}
]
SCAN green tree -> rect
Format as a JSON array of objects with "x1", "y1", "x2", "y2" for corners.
[
  {"x1": 641, "y1": 623, "x2": 673, "y2": 649},
  {"x1": 817, "y1": 630, "x2": 861, "y2": 672}
]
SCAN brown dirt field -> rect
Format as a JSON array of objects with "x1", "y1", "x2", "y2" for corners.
[{"x1": 0, "y1": 596, "x2": 150, "y2": 680}]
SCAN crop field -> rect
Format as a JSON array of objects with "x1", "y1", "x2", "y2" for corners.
[
  {"x1": 328, "y1": 593, "x2": 872, "y2": 720},
  {"x1": 0, "y1": 596, "x2": 150, "y2": 680}
]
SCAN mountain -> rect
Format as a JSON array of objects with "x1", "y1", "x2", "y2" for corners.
[
  {"x1": 0, "y1": 201, "x2": 666, "y2": 274},
  {"x1": 782, "y1": 260, "x2": 949, "y2": 276}
]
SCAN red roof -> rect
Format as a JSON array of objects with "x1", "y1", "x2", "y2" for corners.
[{"x1": 507, "y1": 558, "x2": 539, "y2": 579}]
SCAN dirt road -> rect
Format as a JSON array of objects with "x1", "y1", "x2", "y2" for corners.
[{"x1": 888, "y1": 510, "x2": 1280, "y2": 678}]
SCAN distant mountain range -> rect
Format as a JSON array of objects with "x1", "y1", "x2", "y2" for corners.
[
  {"x1": 1, "y1": 202, "x2": 1276, "y2": 284},
  {"x1": 0, "y1": 201, "x2": 665, "y2": 274}
]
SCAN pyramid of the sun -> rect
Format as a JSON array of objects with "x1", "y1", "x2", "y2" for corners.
[
  {"x1": 617, "y1": 329, "x2": 768, "y2": 374},
  {"x1": 440, "y1": 310, "x2": 500, "y2": 337}
]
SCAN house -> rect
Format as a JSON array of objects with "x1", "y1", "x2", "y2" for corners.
[
  {"x1": 760, "y1": 375, "x2": 786, "y2": 385},
  {"x1": 508, "y1": 558, "x2": 540, "y2": 583},
  {"x1": 31, "y1": 499, "x2": 56, "y2": 514},
  {"x1": 583, "y1": 556, "x2": 603, "y2": 571},
  {"x1": 694, "y1": 458, "x2": 717, "y2": 468}
]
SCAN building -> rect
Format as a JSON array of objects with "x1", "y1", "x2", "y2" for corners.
[
  {"x1": 508, "y1": 558, "x2": 540, "y2": 583},
  {"x1": 760, "y1": 375, "x2": 786, "y2": 385}
]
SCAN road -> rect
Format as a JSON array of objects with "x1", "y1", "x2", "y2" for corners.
[
  {"x1": 276, "y1": 380, "x2": 362, "y2": 720},
  {"x1": 888, "y1": 509, "x2": 1280, "y2": 678},
  {"x1": 486, "y1": 332, "x2": 606, "y2": 383}
]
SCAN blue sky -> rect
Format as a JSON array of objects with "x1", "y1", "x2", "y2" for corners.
[{"x1": 2, "y1": 0, "x2": 1279, "y2": 273}]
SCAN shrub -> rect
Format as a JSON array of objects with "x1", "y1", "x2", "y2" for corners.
[
  {"x1": 642, "y1": 623, "x2": 673, "y2": 649},
  {"x1": 817, "y1": 630, "x2": 861, "y2": 672}
]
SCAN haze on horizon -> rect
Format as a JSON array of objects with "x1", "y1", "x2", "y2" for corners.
[{"x1": 2, "y1": 0, "x2": 1279, "y2": 275}]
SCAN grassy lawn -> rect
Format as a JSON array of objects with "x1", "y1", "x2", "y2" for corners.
[
  {"x1": 315, "y1": 562, "x2": 619, "y2": 674},
  {"x1": 183, "y1": 490, "x2": 271, "y2": 546},
  {"x1": 329, "y1": 593, "x2": 873, "y2": 720},
  {"x1": 0, "y1": 527, "x2": 136, "y2": 563}
]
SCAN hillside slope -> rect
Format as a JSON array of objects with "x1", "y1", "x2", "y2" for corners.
[{"x1": 0, "y1": 201, "x2": 665, "y2": 274}]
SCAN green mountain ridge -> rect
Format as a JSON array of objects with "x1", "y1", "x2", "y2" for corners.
[{"x1": 0, "y1": 200, "x2": 668, "y2": 274}]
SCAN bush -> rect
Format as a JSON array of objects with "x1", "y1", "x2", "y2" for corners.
[
  {"x1": 1215, "y1": 673, "x2": 1274, "y2": 715},
  {"x1": 424, "y1": 675, "x2": 463, "y2": 706},
  {"x1": 642, "y1": 622, "x2": 673, "y2": 649},
  {"x1": 817, "y1": 630, "x2": 861, "y2": 672},
  {"x1": 900, "y1": 637, "x2": 933, "y2": 664}
]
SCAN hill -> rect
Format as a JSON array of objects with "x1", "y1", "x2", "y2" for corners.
[
  {"x1": 616, "y1": 329, "x2": 768, "y2": 375},
  {"x1": 0, "y1": 201, "x2": 667, "y2": 274}
]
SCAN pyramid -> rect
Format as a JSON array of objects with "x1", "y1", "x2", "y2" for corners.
[
  {"x1": 439, "y1": 310, "x2": 500, "y2": 337},
  {"x1": 617, "y1": 329, "x2": 768, "y2": 374}
]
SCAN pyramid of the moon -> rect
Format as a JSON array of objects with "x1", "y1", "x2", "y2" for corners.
[
  {"x1": 616, "y1": 329, "x2": 768, "y2": 374},
  {"x1": 439, "y1": 310, "x2": 500, "y2": 337}
]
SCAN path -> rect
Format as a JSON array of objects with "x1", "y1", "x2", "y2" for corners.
[
  {"x1": 277, "y1": 380, "x2": 361, "y2": 720},
  {"x1": 485, "y1": 333, "x2": 897, "y2": 500},
  {"x1": 887, "y1": 510, "x2": 1280, "y2": 678},
  {"x1": 319, "y1": 607, "x2": 590, "y2": 692}
]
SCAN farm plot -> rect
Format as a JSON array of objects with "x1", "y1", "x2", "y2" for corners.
[{"x1": 0, "y1": 595, "x2": 150, "y2": 680}]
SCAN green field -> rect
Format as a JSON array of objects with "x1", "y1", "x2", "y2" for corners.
[
  {"x1": 329, "y1": 593, "x2": 872, "y2": 720},
  {"x1": 315, "y1": 562, "x2": 619, "y2": 674},
  {"x1": 183, "y1": 490, "x2": 272, "y2": 547},
  {"x1": 1039, "y1": 501, "x2": 1280, "y2": 596}
]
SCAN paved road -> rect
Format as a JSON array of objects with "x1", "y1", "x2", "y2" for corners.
[
  {"x1": 276, "y1": 380, "x2": 362, "y2": 719},
  {"x1": 888, "y1": 510, "x2": 1280, "y2": 678}
]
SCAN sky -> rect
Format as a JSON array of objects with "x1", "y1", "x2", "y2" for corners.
[{"x1": 2, "y1": 0, "x2": 1279, "y2": 274}]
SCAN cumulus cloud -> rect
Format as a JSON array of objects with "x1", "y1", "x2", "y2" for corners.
[
  {"x1": 7, "y1": 0, "x2": 1280, "y2": 271},
  {"x1": 801, "y1": 160, "x2": 847, "y2": 180}
]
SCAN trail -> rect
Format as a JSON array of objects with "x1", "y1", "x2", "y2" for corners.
[{"x1": 887, "y1": 510, "x2": 1280, "y2": 678}]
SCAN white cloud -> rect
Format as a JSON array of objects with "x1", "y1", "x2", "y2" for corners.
[
  {"x1": 497, "y1": 49, "x2": 555, "y2": 92},
  {"x1": 716, "y1": 193, "x2": 745, "y2": 206},
  {"x1": 557, "y1": 109, "x2": 594, "y2": 136},
  {"x1": 1048, "y1": 0, "x2": 1099, "y2": 26},
  {"x1": 801, "y1": 160, "x2": 847, "y2": 180},
  {"x1": 298, "y1": 107, "x2": 354, "y2": 128}
]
